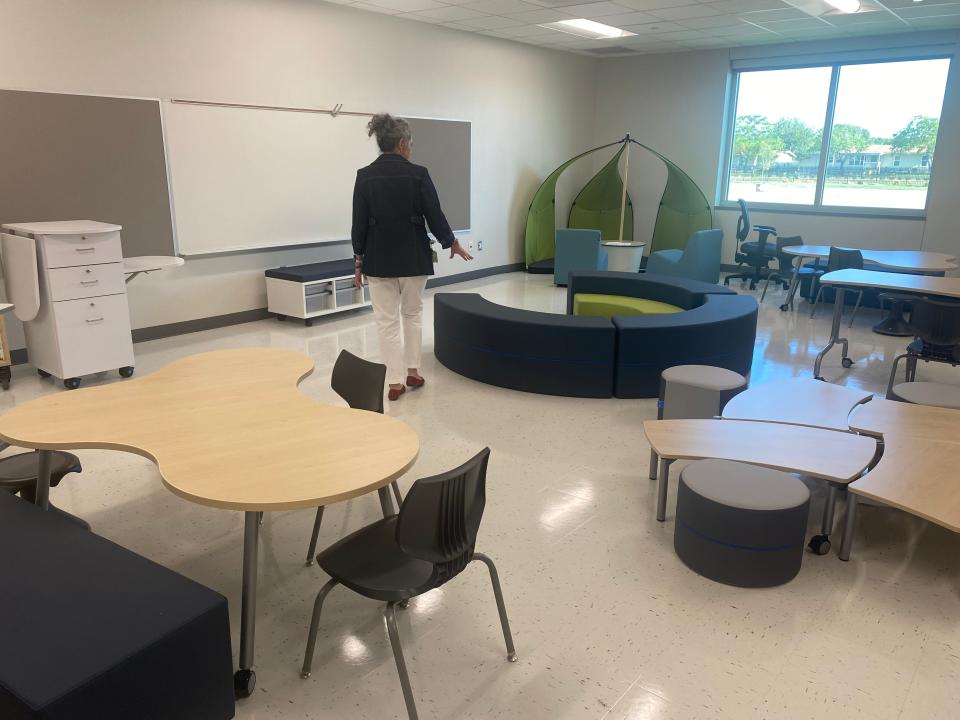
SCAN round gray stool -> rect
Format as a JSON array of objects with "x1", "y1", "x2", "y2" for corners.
[
  {"x1": 649, "y1": 365, "x2": 747, "y2": 479},
  {"x1": 888, "y1": 381, "x2": 960, "y2": 409},
  {"x1": 674, "y1": 459, "x2": 810, "y2": 588}
]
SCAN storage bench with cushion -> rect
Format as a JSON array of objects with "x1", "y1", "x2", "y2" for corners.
[{"x1": 0, "y1": 491, "x2": 235, "y2": 720}]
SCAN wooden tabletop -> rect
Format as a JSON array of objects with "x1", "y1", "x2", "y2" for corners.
[
  {"x1": 0, "y1": 348, "x2": 420, "y2": 511},
  {"x1": 850, "y1": 436, "x2": 960, "y2": 533},
  {"x1": 123, "y1": 256, "x2": 185, "y2": 274},
  {"x1": 722, "y1": 378, "x2": 872, "y2": 431},
  {"x1": 819, "y1": 269, "x2": 960, "y2": 298},
  {"x1": 783, "y1": 245, "x2": 957, "y2": 272},
  {"x1": 848, "y1": 398, "x2": 960, "y2": 442},
  {"x1": 643, "y1": 419, "x2": 876, "y2": 483}
]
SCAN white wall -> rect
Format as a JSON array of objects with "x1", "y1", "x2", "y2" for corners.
[
  {"x1": 0, "y1": 0, "x2": 598, "y2": 344},
  {"x1": 594, "y1": 31, "x2": 960, "y2": 264}
]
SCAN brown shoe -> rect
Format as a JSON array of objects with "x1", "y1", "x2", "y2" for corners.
[
  {"x1": 406, "y1": 375, "x2": 425, "y2": 389},
  {"x1": 388, "y1": 385, "x2": 406, "y2": 401}
]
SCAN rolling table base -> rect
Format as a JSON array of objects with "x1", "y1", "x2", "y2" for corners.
[
  {"x1": 872, "y1": 298, "x2": 913, "y2": 336},
  {"x1": 813, "y1": 287, "x2": 854, "y2": 380}
]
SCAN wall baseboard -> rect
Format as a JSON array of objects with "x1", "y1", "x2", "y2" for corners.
[{"x1": 10, "y1": 262, "x2": 526, "y2": 364}]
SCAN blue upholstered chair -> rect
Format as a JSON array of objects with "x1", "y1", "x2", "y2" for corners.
[
  {"x1": 554, "y1": 229, "x2": 608, "y2": 286},
  {"x1": 645, "y1": 229, "x2": 722, "y2": 284}
]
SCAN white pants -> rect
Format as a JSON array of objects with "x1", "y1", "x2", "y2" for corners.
[{"x1": 367, "y1": 275, "x2": 429, "y2": 386}]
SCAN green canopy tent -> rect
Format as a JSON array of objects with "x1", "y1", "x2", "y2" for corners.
[{"x1": 523, "y1": 135, "x2": 712, "y2": 271}]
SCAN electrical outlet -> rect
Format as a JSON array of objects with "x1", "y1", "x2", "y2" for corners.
[
  {"x1": 468, "y1": 241, "x2": 474, "y2": 249},
  {"x1": 478, "y1": 240, "x2": 483, "y2": 251}
]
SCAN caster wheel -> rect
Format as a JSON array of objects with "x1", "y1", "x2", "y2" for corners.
[
  {"x1": 304, "y1": 319, "x2": 313, "y2": 327},
  {"x1": 276, "y1": 314, "x2": 286, "y2": 321},
  {"x1": 749, "y1": 282, "x2": 757, "y2": 291},
  {"x1": 808, "y1": 535, "x2": 832, "y2": 555},
  {"x1": 399, "y1": 599, "x2": 410, "y2": 609},
  {"x1": 119, "y1": 366, "x2": 135, "y2": 378},
  {"x1": 37, "y1": 369, "x2": 52, "y2": 378},
  {"x1": 841, "y1": 357, "x2": 854, "y2": 369},
  {"x1": 64, "y1": 378, "x2": 82, "y2": 390},
  {"x1": 814, "y1": 376, "x2": 825, "y2": 382},
  {"x1": 0, "y1": 380, "x2": 8, "y2": 391},
  {"x1": 234, "y1": 669, "x2": 256, "y2": 699},
  {"x1": 779, "y1": 303, "x2": 789, "y2": 312}
]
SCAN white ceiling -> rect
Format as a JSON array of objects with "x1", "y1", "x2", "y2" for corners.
[{"x1": 323, "y1": 0, "x2": 960, "y2": 55}]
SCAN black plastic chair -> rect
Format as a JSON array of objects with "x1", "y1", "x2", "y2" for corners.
[
  {"x1": 300, "y1": 447, "x2": 516, "y2": 720},
  {"x1": 304, "y1": 350, "x2": 405, "y2": 566},
  {"x1": 809, "y1": 247, "x2": 865, "y2": 327},
  {"x1": 886, "y1": 297, "x2": 960, "y2": 398},
  {"x1": 760, "y1": 235, "x2": 803, "y2": 303},
  {"x1": 723, "y1": 199, "x2": 777, "y2": 290}
]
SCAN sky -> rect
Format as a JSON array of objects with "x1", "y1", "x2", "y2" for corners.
[{"x1": 736, "y1": 58, "x2": 951, "y2": 139}]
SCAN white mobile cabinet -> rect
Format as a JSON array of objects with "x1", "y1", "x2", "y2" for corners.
[{"x1": 0, "y1": 221, "x2": 134, "y2": 389}]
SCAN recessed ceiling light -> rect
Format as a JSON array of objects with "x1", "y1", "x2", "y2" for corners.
[
  {"x1": 540, "y1": 18, "x2": 637, "y2": 40},
  {"x1": 824, "y1": 0, "x2": 860, "y2": 11}
]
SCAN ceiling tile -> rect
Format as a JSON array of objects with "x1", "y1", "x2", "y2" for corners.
[
  {"x1": 458, "y1": 14, "x2": 527, "y2": 27},
  {"x1": 614, "y1": 0, "x2": 708, "y2": 10},
  {"x1": 621, "y1": 19, "x2": 694, "y2": 30},
  {"x1": 497, "y1": 22, "x2": 564, "y2": 34},
  {"x1": 553, "y1": 1, "x2": 639, "y2": 16},
  {"x1": 897, "y1": 2, "x2": 960, "y2": 16},
  {"x1": 503, "y1": 8, "x2": 577, "y2": 20},
  {"x1": 741, "y1": 7, "x2": 810, "y2": 21},
  {"x1": 906, "y1": 14, "x2": 960, "y2": 26},
  {"x1": 706, "y1": 20, "x2": 779, "y2": 33},
  {"x1": 652, "y1": 28, "x2": 719, "y2": 38},
  {"x1": 755, "y1": 16, "x2": 833, "y2": 29},
  {"x1": 706, "y1": 0, "x2": 788, "y2": 12},
  {"x1": 678, "y1": 14, "x2": 745, "y2": 27},
  {"x1": 352, "y1": 2, "x2": 403, "y2": 13},
  {"x1": 442, "y1": 20, "x2": 484, "y2": 29},
  {"x1": 648, "y1": 4, "x2": 727, "y2": 19},
  {"x1": 409, "y1": 6, "x2": 491, "y2": 21},
  {"x1": 594, "y1": 10, "x2": 662, "y2": 23},
  {"x1": 461, "y1": 0, "x2": 543, "y2": 13},
  {"x1": 365, "y1": 0, "x2": 448, "y2": 10}
]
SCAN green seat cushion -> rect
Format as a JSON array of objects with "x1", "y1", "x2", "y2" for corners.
[{"x1": 573, "y1": 293, "x2": 684, "y2": 318}]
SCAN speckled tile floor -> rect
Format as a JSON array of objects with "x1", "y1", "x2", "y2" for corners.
[{"x1": 3, "y1": 272, "x2": 959, "y2": 719}]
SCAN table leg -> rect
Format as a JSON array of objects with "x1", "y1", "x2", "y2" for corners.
[
  {"x1": 235, "y1": 511, "x2": 259, "y2": 699},
  {"x1": 35, "y1": 449, "x2": 52, "y2": 510},
  {"x1": 378, "y1": 486, "x2": 396, "y2": 517},
  {"x1": 781, "y1": 256, "x2": 804, "y2": 311},
  {"x1": 873, "y1": 298, "x2": 913, "y2": 336},
  {"x1": 813, "y1": 287, "x2": 851, "y2": 380},
  {"x1": 839, "y1": 493, "x2": 858, "y2": 562},
  {"x1": 656, "y1": 458, "x2": 674, "y2": 522}
]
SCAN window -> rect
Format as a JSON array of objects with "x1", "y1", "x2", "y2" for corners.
[{"x1": 723, "y1": 57, "x2": 951, "y2": 213}]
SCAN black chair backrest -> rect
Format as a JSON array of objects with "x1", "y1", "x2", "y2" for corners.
[
  {"x1": 909, "y1": 298, "x2": 960, "y2": 348},
  {"x1": 396, "y1": 447, "x2": 490, "y2": 582},
  {"x1": 331, "y1": 350, "x2": 386, "y2": 414},
  {"x1": 827, "y1": 247, "x2": 863, "y2": 272},
  {"x1": 736, "y1": 199, "x2": 750, "y2": 243}
]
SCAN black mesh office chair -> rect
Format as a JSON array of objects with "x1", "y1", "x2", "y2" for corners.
[
  {"x1": 304, "y1": 350, "x2": 405, "y2": 566},
  {"x1": 760, "y1": 235, "x2": 803, "y2": 303},
  {"x1": 809, "y1": 247, "x2": 865, "y2": 328},
  {"x1": 723, "y1": 199, "x2": 777, "y2": 289},
  {"x1": 885, "y1": 297, "x2": 960, "y2": 399},
  {"x1": 300, "y1": 447, "x2": 516, "y2": 720}
]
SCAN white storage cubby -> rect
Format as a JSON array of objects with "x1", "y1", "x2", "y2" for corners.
[{"x1": 265, "y1": 260, "x2": 371, "y2": 327}]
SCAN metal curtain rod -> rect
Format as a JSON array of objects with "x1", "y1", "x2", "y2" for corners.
[{"x1": 169, "y1": 98, "x2": 369, "y2": 118}]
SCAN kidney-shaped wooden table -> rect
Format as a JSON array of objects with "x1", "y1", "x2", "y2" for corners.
[{"x1": 0, "y1": 347, "x2": 420, "y2": 698}]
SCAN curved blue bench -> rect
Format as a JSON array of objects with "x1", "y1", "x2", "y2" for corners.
[{"x1": 433, "y1": 272, "x2": 758, "y2": 399}]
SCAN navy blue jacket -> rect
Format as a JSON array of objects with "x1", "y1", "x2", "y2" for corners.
[{"x1": 352, "y1": 153, "x2": 456, "y2": 277}]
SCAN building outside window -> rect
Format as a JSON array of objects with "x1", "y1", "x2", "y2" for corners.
[{"x1": 722, "y1": 57, "x2": 951, "y2": 212}]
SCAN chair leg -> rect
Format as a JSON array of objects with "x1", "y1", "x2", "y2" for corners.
[
  {"x1": 301, "y1": 578, "x2": 339, "y2": 678},
  {"x1": 391, "y1": 481, "x2": 403, "y2": 509},
  {"x1": 258, "y1": 511, "x2": 264, "y2": 526},
  {"x1": 885, "y1": 353, "x2": 908, "y2": 399},
  {"x1": 385, "y1": 602, "x2": 419, "y2": 720},
  {"x1": 848, "y1": 291, "x2": 864, "y2": 328},
  {"x1": 305, "y1": 506, "x2": 325, "y2": 567},
  {"x1": 809, "y1": 287, "x2": 824, "y2": 319},
  {"x1": 760, "y1": 273, "x2": 773, "y2": 302},
  {"x1": 472, "y1": 552, "x2": 518, "y2": 662}
]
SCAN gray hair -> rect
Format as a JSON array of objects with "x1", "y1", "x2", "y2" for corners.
[{"x1": 368, "y1": 113, "x2": 411, "y2": 153}]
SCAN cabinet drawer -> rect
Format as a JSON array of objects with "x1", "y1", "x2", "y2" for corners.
[
  {"x1": 40, "y1": 231, "x2": 123, "y2": 269},
  {"x1": 53, "y1": 294, "x2": 134, "y2": 378},
  {"x1": 47, "y1": 263, "x2": 125, "y2": 301}
]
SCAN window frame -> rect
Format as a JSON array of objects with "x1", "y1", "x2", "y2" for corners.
[{"x1": 717, "y1": 54, "x2": 953, "y2": 219}]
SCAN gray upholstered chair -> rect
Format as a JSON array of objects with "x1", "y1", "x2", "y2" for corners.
[{"x1": 645, "y1": 229, "x2": 723, "y2": 284}]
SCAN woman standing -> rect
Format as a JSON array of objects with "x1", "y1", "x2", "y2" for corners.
[{"x1": 353, "y1": 113, "x2": 473, "y2": 401}]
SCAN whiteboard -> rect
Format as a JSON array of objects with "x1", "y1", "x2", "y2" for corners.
[
  {"x1": 164, "y1": 102, "x2": 375, "y2": 255},
  {"x1": 163, "y1": 101, "x2": 471, "y2": 256}
]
